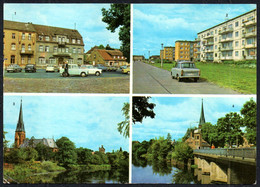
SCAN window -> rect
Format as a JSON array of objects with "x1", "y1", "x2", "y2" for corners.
[
  {"x1": 215, "y1": 53, "x2": 217, "y2": 57},
  {"x1": 77, "y1": 39, "x2": 81, "y2": 44},
  {"x1": 39, "y1": 45, "x2": 43, "y2": 52},
  {"x1": 65, "y1": 48, "x2": 69, "y2": 53},
  {"x1": 72, "y1": 39, "x2": 76, "y2": 43},
  {"x1": 235, "y1": 51, "x2": 239, "y2": 56},
  {"x1": 242, "y1": 40, "x2": 245, "y2": 46},
  {"x1": 49, "y1": 58, "x2": 56, "y2": 64},
  {"x1": 45, "y1": 46, "x2": 49, "y2": 52},
  {"x1": 235, "y1": 41, "x2": 239, "y2": 47},
  {"x1": 12, "y1": 33, "x2": 15, "y2": 39},
  {"x1": 53, "y1": 37, "x2": 56, "y2": 42},
  {"x1": 62, "y1": 37, "x2": 65, "y2": 42},
  {"x1": 215, "y1": 30, "x2": 217, "y2": 34},
  {"x1": 11, "y1": 55, "x2": 15, "y2": 64},
  {"x1": 73, "y1": 48, "x2": 76, "y2": 53},
  {"x1": 39, "y1": 35, "x2": 43, "y2": 40},
  {"x1": 67, "y1": 38, "x2": 69, "y2": 43},
  {"x1": 62, "y1": 48, "x2": 65, "y2": 53},
  {"x1": 45, "y1": 36, "x2": 50, "y2": 41},
  {"x1": 28, "y1": 33, "x2": 31, "y2": 40},
  {"x1": 215, "y1": 37, "x2": 217, "y2": 42},
  {"x1": 215, "y1": 45, "x2": 217, "y2": 49},
  {"x1": 39, "y1": 57, "x2": 46, "y2": 64},
  {"x1": 235, "y1": 21, "x2": 239, "y2": 27},
  {"x1": 11, "y1": 43, "x2": 16, "y2": 50},
  {"x1": 228, "y1": 24, "x2": 232, "y2": 29},
  {"x1": 246, "y1": 38, "x2": 255, "y2": 45},
  {"x1": 68, "y1": 58, "x2": 73, "y2": 64},
  {"x1": 54, "y1": 46, "x2": 57, "y2": 52},
  {"x1": 235, "y1": 31, "x2": 239, "y2": 37},
  {"x1": 22, "y1": 33, "x2": 25, "y2": 40},
  {"x1": 77, "y1": 58, "x2": 82, "y2": 64},
  {"x1": 78, "y1": 48, "x2": 81, "y2": 53},
  {"x1": 21, "y1": 44, "x2": 25, "y2": 52},
  {"x1": 28, "y1": 57, "x2": 31, "y2": 64},
  {"x1": 21, "y1": 57, "x2": 25, "y2": 64}
]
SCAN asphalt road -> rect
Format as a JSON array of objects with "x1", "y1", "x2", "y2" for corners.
[
  {"x1": 4, "y1": 69, "x2": 128, "y2": 79},
  {"x1": 133, "y1": 61, "x2": 240, "y2": 94}
]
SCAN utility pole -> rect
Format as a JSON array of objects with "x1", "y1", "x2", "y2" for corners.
[
  {"x1": 148, "y1": 51, "x2": 150, "y2": 63},
  {"x1": 161, "y1": 43, "x2": 163, "y2": 67}
]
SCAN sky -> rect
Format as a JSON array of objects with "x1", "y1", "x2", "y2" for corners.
[
  {"x1": 133, "y1": 4, "x2": 256, "y2": 58},
  {"x1": 133, "y1": 96, "x2": 256, "y2": 142},
  {"x1": 4, "y1": 95, "x2": 129, "y2": 152},
  {"x1": 4, "y1": 3, "x2": 121, "y2": 52}
]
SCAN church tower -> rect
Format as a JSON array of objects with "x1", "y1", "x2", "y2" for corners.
[
  {"x1": 198, "y1": 98, "x2": 206, "y2": 128},
  {"x1": 15, "y1": 99, "x2": 26, "y2": 148}
]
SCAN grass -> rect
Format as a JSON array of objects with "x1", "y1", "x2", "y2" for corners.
[{"x1": 146, "y1": 61, "x2": 256, "y2": 94}]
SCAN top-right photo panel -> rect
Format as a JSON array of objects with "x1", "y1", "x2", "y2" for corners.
[{"x1": 133, "y1": 4, "x2": 256, "y2": 94}]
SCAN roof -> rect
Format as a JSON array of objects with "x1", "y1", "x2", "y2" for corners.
[
  {"x1": 95, "y1": 49, "x2": 113, "y2": 61},
  {"x1": 198, "y1": 9, "x2": 256, "y2": 34},
  {"x1": 4, "y1": 20, "x2": 36, "y2": 32},
  {"x1": 16, "y1": 100, "x2": 25, "y2": 132},
  {"x1": 199, "y1": 99, "x2": 206, "y2": 125},
  {"x1": 164, "y1": 46, "x2": 174, "y2": 48},
  {"x1": 86, "y1": 46, "x2": 99, "y2": 54},
  {"x1": 19, "y1": 138, "x2": 58, "y2": 149},
  {"x1": 106, "y1": 50, "x2": 123, "y2": 56}
]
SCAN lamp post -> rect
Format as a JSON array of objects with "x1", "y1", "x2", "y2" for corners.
[
  {"x1": 161, "y1": 43, "x2": 163, "y2": 67},
  {"x1": 148, "y1": 51, "x2": 150, "y2": 63}
]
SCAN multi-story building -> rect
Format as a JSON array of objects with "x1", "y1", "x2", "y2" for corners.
[
  {"x1": 196, "y1": 9, "x2": 257, "y2": 62},
  {"x1": 161, "y1": 46, "x2": 175, "y2": 61},
  {"x1": 3, "y1": 20, "x2": 84, "y2": 68},
  {"x1": 190, "y1": 41, "x2": 198, "y2": 61},
  {"x1": 4, "y1": 20, "x2": 37, "y2": 67},
  {"x1": 175, "y1": 40, "x2": 192, "y2": 61}
]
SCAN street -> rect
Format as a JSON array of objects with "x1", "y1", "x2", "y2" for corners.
[
  {"x1": 133, "y1": 61, "x2": 240, "y2": 94},
  {"x1": 4, "y1": 69, "x2": 129, "y2": 93}
]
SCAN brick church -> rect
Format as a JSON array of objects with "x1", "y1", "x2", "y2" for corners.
[{"x1": 15, "y1": 99, "x2": 58, "y2": 152}]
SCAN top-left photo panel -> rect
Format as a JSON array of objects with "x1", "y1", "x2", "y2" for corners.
[{"x1": 3, "y1": 3, "x2": 130, "y2": 93}]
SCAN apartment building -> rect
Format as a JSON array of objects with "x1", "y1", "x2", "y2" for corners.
[
  {"x1": 161, "y1": 46, "x2": 175, "y2": 61},
  {"x1": 3, "y1": 20, "x2": 84, "y2": 67},
  {"x1": 196, "y1": 9, "x2": 257, "y2": 62},
  {"x1": 175, "y1": 40, "x2": 191, "y2": 61},
  {"x1": 3, "y1": 20, "x2": 37, "y2": 67}
]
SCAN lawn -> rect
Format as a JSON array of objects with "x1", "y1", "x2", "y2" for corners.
[{"x1": 146, "y1": 61, "x2": 256, "y2": 94}]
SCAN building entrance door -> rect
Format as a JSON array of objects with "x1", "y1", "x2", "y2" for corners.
[
  {"x1": 11, "y1": 55, "x2": 15, "y2": 64},
  {"x1": 58, "y1": 57, "x2": 64, "y2": 65}
]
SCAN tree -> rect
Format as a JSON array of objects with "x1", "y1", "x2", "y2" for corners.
[
  {"x1": 173, "y1": 142, "x2": 193, "y2": 163},
  {"x1": 166, "y1": 133, "x2": 172, "y2": 142},
  {"x1": 132, "y1": 97, "x2": 156, "y2": 124},
  {"x1": 105, "y1": 44, "x2": 113, "y2": 50},
  {"x1": 3, "y1": 131, "x2": 9, "y2": 151},
  {"x1": 55, "y1": 137, "x2": 77, "y2": 167},
  {"x1": 101, "y1": 4, "x2": 130, "y2": 62},
  {"x1": 76, "y1": 147, "x2": 93, "y2": 165},
  {"x1": 117, "y1": 103, "x2": 130, "y2": 138},
  {"x1": 98, "y1": 44, "x2": 105, "y2": 49},
  {"x1": 240, "y1": 98, "x2": 257, "y2": 144},
  {"x1": 35, "y1": 142, "x2": 55, "y2": 161}
]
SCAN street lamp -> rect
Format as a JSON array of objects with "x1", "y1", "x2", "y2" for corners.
[
  {"x1": 148, "y1": 51, "x2": 150, "y2": 63},
  {"x1": 161, "y1": 43, "x2": 163, "y2": 68}
]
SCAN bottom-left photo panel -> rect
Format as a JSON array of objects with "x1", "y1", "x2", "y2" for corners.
[{"x1": 3, "y1": 95, "x2": 129, "y2": 184}]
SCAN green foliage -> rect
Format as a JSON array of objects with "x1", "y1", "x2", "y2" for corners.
[
  {"x1": 35, "y1": 143, "x2": 55, "y2": 161},
  {"x1": 173, "y1": 142, "x2": 193, "y2": 162},
  {"x1": 3, "y1": 131, "x2": 10, "y2": 150},
  {"x1": 98, "y1": 44, "x2": 105, "y2": 49},
  {"x1": 240, "y1": 98, "x2": 257, "y2": 144},
  {"x1": 55, "y1": 137, "x2": 77, "y2": 167},
  {"x1": 101, "y1": 4, "x2": 130, "y2": 62},
  {"x1": 201, "y1": 122, "x2": 218, "y2": 146},
  {"x1": 132, "y1": 97, "x2": 156, "y2": 124},
  {"x1": 117, "y1": 102, "x2": 130, "y2": 138},
  {"x1": 76, "y1": 147, "x2": 93, "y2": 165}
]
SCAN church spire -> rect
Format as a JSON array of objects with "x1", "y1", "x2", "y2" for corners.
[
  {"x1": 16, "y1": 98, "x2": 25, "y2": 132},
  {"x1": 199, "y1": 99, "x2": 206, "y2": 127}
]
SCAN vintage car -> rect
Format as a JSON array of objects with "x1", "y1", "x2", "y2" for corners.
[
  {"x1": 25, "y1": 64, "x2": 36, "y2": 73},
  {"x1": 60, "y1": 64, "x2": 89, "y2": 77},
  {"x1": 95, "y1": 64, "x2": 108, "y2": 72},
  {"x1": 80, "y1": 65, "x2": 102, "y2": 76},
  {"x1": 171, "y1": 61, "x2": 200, "y2": 82},
  {"x1": 45, "y1": 65, "x2": 56, "y2": 72},
  {"x1": 107, "y1": 66, "x2": 117, "y2": 72},
  {"x1": 6, "y1": 64, "x2": 22, "y2": 72},
  {"x1": 122, "y1": 66, "x2": 130, "y2": 74}
]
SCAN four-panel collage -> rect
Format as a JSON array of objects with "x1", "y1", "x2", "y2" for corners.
[{"x1": 3, "y1": 2, "x2": 257, "y2": 185}]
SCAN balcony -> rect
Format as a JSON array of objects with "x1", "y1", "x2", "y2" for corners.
[
  {"x1": 204, "y1": 34, "x2": 214, "y2": 39},
  {"x1": 58, "y1": 41, "x2": 66, "y2": 46},
  {"x1": 205, "y1": 57, "x2": 213, "y2": 61},
  {"x1": 204, "y1": 41, "x2": 214, "y2": 46},
  {"x1": 244, "y1": 43, "x2": 257, "y2": 49},
  {"x1": 219, "y1": 37, "x2": 233, "y2": 43},
  {"x1": 220, "y1": 56, "x2": 233, "y2": 60},
  {"x1": 219, "y1": 27, "x2": 233, "y2": 35},
  {"x1": 53, "y1": 52, "x2": 71, "y2": 57},
  {"x1": 220, "y1": 46, "x2": 233, "y2": 51},
  {"x1": 205, "y1": 49, "x2": 214, "y2": 53},
  {"x1": 245, "y1": 55, "x2": 256, "y2": 60},
  {"x1": 242, "y1": 19, "x2": 256, "y2": 27},
  {"x1": 243, "y1": 31, "x2": 257, "y2": 38},
  {"x1": 20, "y1": 50, "x2": 34, "y2": 55}
]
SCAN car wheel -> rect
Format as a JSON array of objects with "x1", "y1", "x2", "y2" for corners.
[
  {"x1": 81, "y1": 72, "x2": 87, "y2": 77},
  {"x1": 194, "y1": 78, "x2": 198, "y2": 82},
  {"x1": 95, "y1": 71, "x2": 101, "y2": 76},
  {"x1": 7, "y1": 70, "x2": 9, "y2": 73},
  {"x1": 127, "y1": 71, "x2": 130, "y2": 75},
  {"x1": 177, "y1": 75, "x2": 182, "y2": 82}
]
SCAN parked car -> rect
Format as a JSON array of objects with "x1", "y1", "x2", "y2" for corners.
[
  {"x1": 25, "y1": 64, "x2": 36, "y2": 73},
  {"x1": 122, "y1": 65, "x2": 130, "y2": 74},
  {"x1": 171, "y1": 61, "x2": 200, "y2": 82},
  {"x1": 107, "y1": 66, "x2": 117, "y2": 72},
  {"x1": 45, "y1": 65, "x2": 56, "y2": 72},
  {"x1": 60, "y1": 64, "x2": 89, "y2": 77},
  {"x1": 95, "y1": 64, "x2": 108, "y2": 72},
  {"x1": 6, "y1": 64, "x2": 22, "y2": 72},
  {"x1": 120, "y1": 65, "x2": 128, "y2": 69},
  {"x1": 81, "y1": 65, "x2": 102, "y2": 76}
]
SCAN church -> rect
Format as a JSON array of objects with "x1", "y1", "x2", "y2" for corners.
[
  {"x1": 15, "y1": 99, "x2": 58, "y2": 152},
  {"x1": 185, "y1": 99, "x2": 211, "y2": 149}
]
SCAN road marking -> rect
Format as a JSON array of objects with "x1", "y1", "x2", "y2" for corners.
[{"x1": 147, "y1": 71, "x2": 173, "y2": 94}]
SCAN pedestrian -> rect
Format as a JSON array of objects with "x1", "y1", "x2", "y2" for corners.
[{"x1": 65, "y1": 61, "x2": 68, "y2": 74}]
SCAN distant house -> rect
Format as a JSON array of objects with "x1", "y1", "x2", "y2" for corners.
[
  {"x1": 20, "y1": 138, "x2": 58, "y2": 152},
  {"x1": 133, "y1": 55, "x2": 145, "y2": 61},
  {"x1": 99, "y1": 145, "x2": 105, "y2": 153},
  {"x1": 149, "y1": 55, "x2": 160, "y2": 60},
  {"x1": 87, "y1": 48, "x2": 128, "y2": 67}
]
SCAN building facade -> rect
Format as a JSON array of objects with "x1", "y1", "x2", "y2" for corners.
[
  {"x1": 196, "y1": 9, "x2": 257, "y2": 62},
  {"x1": 4, "y1": 21, "x2": 37, "y2": 67},
  {"x1": 133, "y1": 55, "x2": 145, "y2": 61},
  {"x1": 175, "y1": 40, "x2": 192, "y2": 61},
  {"x1": 3, "y1": 20, "x2": 84, "y2": 68},
  {"x1": 161, "y1": 46, "x2": 175, "y2": 61}
]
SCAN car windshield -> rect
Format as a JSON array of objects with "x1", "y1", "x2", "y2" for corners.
[
  {"x1": 181, "y1": 63, "x2": 195, "y2": 68},
  {"x1": 47, "y1": 65, "x2": 54, "y2": 67},
  {"x1": 26, "y1": 65, "x2": 34, "y2": 67}
]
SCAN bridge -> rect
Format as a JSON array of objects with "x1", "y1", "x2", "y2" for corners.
[{"x1": 193, "y1": 148, "x2": 256, "y2": 184}]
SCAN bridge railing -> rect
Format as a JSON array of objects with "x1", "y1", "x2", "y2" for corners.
[{"x1": 194, "y1": 148, "x2": 256, "y2": 159}]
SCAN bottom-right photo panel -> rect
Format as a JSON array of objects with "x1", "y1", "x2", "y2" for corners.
[{"x1": 132, "y1": 96, "x2": 256, "y2": 184}]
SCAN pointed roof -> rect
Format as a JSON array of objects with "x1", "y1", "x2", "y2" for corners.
[
  {"x1": 16, "y1": 99, "x2": 25, "y2": 132},
  {"x1": 199, "y1": 99, "x2": 206, "y2": 126}
]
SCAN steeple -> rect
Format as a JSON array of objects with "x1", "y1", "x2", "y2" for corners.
[
  {"x1": 16, "y1": 99, "x2": 25, "y2": 132},
  {"x1": 199, "y1": 99, "x2": 206, "y2": 128}
]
